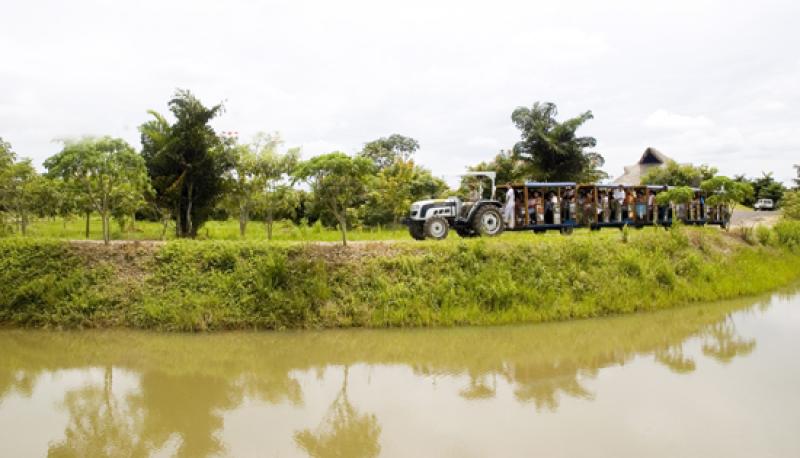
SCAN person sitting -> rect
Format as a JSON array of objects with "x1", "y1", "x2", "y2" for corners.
[
  {"x1": 635, "y1": 191, "x2": 647, "y2": 221},
  {"x1": 613, "y1": 185, "x2": 625, "y2": 222}
]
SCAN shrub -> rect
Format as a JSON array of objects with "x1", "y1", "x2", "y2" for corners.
[
  {"x1": 756, "y1": 225, "x2": 774, "y2": 246},
  {"x1": 774, "y1": 220, "x2": 800, "y2": 248}
]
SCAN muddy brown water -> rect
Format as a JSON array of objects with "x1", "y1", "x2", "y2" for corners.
[{"x1": 2, "y1": 289, "x2": 799, "y2": 457}]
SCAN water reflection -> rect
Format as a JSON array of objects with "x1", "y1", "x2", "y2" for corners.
[
  {"x1": 0, "y1": 290, "x2": 789, "y2": 457},
  {"x1": 294, "y1": 366, "x2": 382, "y2": 458}
]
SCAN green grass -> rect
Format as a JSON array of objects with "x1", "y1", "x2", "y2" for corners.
[
  {"x1": 13, "y1": 216, "x2": 410, "y2": 242},
  {"x1": 2, "y1": 222, "x2": 799, "y2": 331}
]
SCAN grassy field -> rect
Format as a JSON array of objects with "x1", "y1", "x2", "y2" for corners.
[
  {"x1": 14, "y1": 216, "x2": 410, "y2": 242},
  {"x1": 2, "y1": 221, "x2": 799, "y2": 331}
]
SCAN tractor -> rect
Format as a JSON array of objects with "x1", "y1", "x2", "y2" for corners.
[{"x1": 403, "y1": 172, "x2": 505, "y2": 240}]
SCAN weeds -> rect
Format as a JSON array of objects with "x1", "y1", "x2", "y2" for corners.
[{"x1": 1, "y1": 225, "x2": 800, "y2": 330}]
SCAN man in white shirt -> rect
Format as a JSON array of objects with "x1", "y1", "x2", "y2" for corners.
[
  {"x1": 503, "y1": 184, "x2": 515, "y2": 229},
  {"x1": 613, "y1": 185, "x2": 626, "y2": 221}
]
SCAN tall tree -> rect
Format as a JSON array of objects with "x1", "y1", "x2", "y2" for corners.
[
  {"x1": 294, "y1": 152, "x2": 375, "y2": 246},
  {"x1": 358, "y1": 134, "x2": 447, "y2": 225},
  {"x1": 511, "y1": 102, "x2": 607, "y2": 182},
  {"x1": 4, "y1": 159, "x2": 43, "y2": 235},
  {"x1": 641, "y1": 161, "x2": 717, "y2": 187},
  {"x1": 0, "y1": 138, "x2": 16, "y2": 234},
  {"x1": 252, "y1": 132, "x2": 300, "y2": 240},
  {"x1": 360, "y1": 134, "x2": 419, "y2": 169},
  {"x1": 45, "y1": 137, "x2": 149, "y2": 244},
  {"x1": 139, "y1": 89, "x2": 231, "y2": 237}
]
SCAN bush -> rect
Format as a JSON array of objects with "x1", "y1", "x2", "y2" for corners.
[
  {"x1": 774, "y1": 220, "x2": 800, "y2": 248},
  {"x1": 782, "y1": 190, "x2": 800, "y2": 220},
  {"x1": 756, "y1": 225, "x2": 774, "y2": 246},
  {"x1": 2, "y1": 229, "x2": 800, "y2": 330}
]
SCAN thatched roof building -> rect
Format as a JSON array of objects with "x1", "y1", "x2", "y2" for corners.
[{"x1": 613, "y1": 147, "x2": 672, "y2": 185}]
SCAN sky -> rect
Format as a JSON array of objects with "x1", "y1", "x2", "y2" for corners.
[{"x1": 1, "y1": 0, "x2": 799, "y2": 184}]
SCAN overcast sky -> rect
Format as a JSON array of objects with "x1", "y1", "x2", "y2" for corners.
[{"x1": 2, "y1": 0, "x2": 798, "y2": 184}]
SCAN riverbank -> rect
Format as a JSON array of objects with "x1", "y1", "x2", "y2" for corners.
[{"x1": 2, "y1": 222, "x2": 799, "y2": 331}]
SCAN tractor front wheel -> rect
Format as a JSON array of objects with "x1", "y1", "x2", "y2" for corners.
[{"x1": 424, "y1": 216, "x2": 450, "y2": 240}]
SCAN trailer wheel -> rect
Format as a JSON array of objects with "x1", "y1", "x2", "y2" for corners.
[
  {"x1": 409, "y1": 222, "x2": 425, "y2": 240},
  {"x1": 560, "y1": 226, "x2": 573, "y2": 235},
  {"x1": 472, "y1": 206, "x2": 504, "y2": 236},
  {"x1": 424, "y1": 216, "x2": 450, "y2": 240}
]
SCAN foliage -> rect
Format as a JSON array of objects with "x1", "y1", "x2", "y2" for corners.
[
  {"x1": 701, "y1": 176, "x2": 753, "y2": 214},
  {"x1": 641, "y1": 161, "x2": 717, "y2": 187},
  {"x1": 655, "y1": 186, "x2": 695, "y2": 206},
  {"x1": 511, "y1": 102, "x2": 607, "y2": 182},
  {"x1": 250, "y1": 132, "x2": 300, "y2": 239},
  {"x1": 467, "y1": 148, "x2": 529, "y2": 185},
  {"x1": 781, "y1": 190, "x2": 800, "y2": 220},
  {"x1": 45, "y1": 137, "x2": 149, "y2": 244},
  {"x1": 139, "y1": 89, "x2": 231, "y2": 237},
  {"x1": 358, "y1": 135, "x2": 447, "y2": 226},
  {"x1": 2, "y1": 159, "x2": 46, "y2": 235},
  {"x1": 2, "y1": 227, "x2": 800, "y2": 330},
  {"x1": 359, "y1": 134, "x2": 419, "y2": 169},
  {"x1": 734, "y1": 172, "x2": 785, "y2": 207},
  {"x1": 294, "y1": 152, "x2": 376, "y2": 245},
  {"x1": 773, "y1": 220, "x2": 800, "y2": 247}
]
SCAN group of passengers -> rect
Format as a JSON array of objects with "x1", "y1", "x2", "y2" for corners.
[{"x1": 501, "y1": 184, "x2": 717, "y2": 229}]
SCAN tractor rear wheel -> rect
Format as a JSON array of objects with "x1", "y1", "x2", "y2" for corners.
[
  {"x1": 423, "y1": 216, "x2": 450, "y2": 240},
  {"x1": 409, "y1": 222, "x2": 425, "y2": 240},
  {"x1": 472, "y1": 206, "x2": 504, "y2": 236}
]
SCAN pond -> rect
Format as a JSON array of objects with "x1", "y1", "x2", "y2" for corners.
[{"x1": 2, "y1": 289, "x2": 799, "y2": 457}]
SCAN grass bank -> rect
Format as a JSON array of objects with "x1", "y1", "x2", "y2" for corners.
[{"x1": 2, "y1": 222, "x2": 800, "y2": 331}]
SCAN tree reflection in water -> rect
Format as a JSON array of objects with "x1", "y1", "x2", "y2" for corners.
[
  {"x1": 0, "y1": 291, "x2": 785, "y2": 457},
  {"x1": 294, "y1": 366, "x2": 382, "y2": 458},
  {"x1": 702, "y1": 316, "x2": 756, "y2": 363}
]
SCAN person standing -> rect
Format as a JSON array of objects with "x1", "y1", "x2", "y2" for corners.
[
  {"x1": 503, "y1": 184, "x2": 516, "y2": 229},
  {"x1": 613, "y1": 185, "x2": 626, "y2": 222}
]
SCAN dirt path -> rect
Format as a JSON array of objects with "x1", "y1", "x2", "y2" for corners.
[{"x1": 730, "y1": 209, "x2": 781, "y2": 228}]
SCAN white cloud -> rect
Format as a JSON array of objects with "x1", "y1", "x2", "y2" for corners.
[
  {"x1": 643, "y1": 110, "x2": 715, "y2": 130},
  {"x1": 1, "y1": 0, "x2": 799, "y2": 184}
]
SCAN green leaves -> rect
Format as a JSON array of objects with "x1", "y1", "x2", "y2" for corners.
[
  {"x1": 139, "y1": 89, "x2": 228, "y2": 237},
  {"x1": 641, "y1": 161, "x2": 717, "y2": 187},
  {"x1": 294, "y1": 152, "x2": 375, "y2": 245},
  {"x1": 45, "y1": 136, "x2": 149, "y2": 243},
  {"x1": 701, "y1": 176, "x2": 753, "y2": 209},
  {"x1": 511, "y1": 102, "x2": 606, "y2": 182}
]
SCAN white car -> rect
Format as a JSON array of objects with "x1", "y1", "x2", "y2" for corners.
[{"x1": 754, "y1": 198, "x2": 774, "y2": 211}]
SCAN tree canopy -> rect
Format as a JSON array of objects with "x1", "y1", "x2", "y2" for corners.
[
  {"x1": 641, "y1": 161, "x2": 717, "y2": 187},
  {"x1": 140, "y1": 89, "x2": 230, "y2": 237},
  {"x1": 701, "y1": 176, "x2": 754, "y2": 215},
  {"x1": 511, "y1": 102, "x2": 607, "y2": 182},
  {"x1": 294, "y1": 152, "x2": 375, "y2": 245},
  {"x1": 45, "y1": 137, "x2": 149, "y2": 244}
]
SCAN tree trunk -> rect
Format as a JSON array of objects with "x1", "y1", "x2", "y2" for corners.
[
  {"x1": 102, "y1": 212, "x2": 110, "y2": 245},
  {"x1": 85, "y1": 211, "x2": 91, "y2": 239},
  {"x1": 266, "y1": 206, "x2": 273, "y2": 240},
  {"x1": 239, "y1": 204, "x2": 248, "y2": 237},
  {"x1": 130, "y1": 212, "x2": 136, "y2": 232},
  {"x1": 338, "y1": 215, "x2": 347, "y2": 247},
  {"x1": 175, "y1": 202, "x2": 182, "y2": 238},
  {"x1": 186, "y1": 182, "x2": 194, "y2": 237},
  {"x1": 20, "y1": 211, "x2": 27, "y2": 236}
]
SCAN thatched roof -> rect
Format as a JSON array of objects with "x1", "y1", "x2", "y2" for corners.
[{"x1": 613, "y1": 147, "x2": 672, "y2": 185}]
